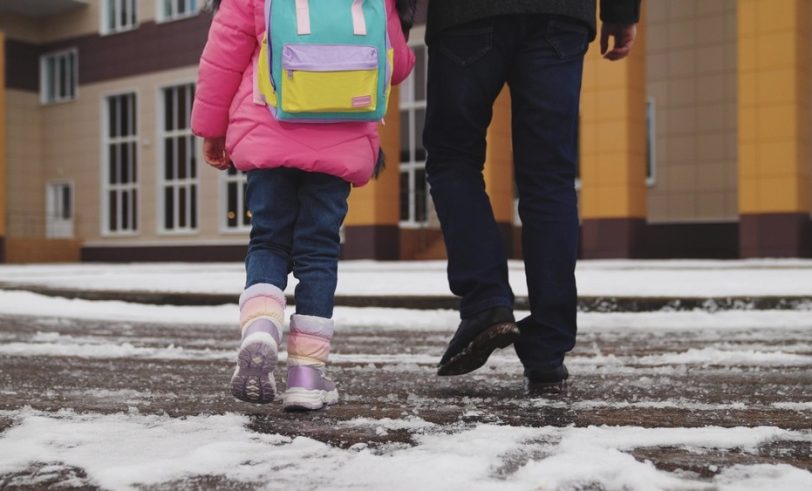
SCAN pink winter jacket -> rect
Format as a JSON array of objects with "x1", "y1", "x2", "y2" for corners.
[{"x1": 191, "y1": 0, "x2": 415, "y2": 186}]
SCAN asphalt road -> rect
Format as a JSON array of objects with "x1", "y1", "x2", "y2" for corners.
[{"x1": 0, "y1": 311, "x2": 810, "y2": 489}]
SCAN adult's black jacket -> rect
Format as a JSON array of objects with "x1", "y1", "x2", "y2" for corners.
[{"x1": 426, "y1": 0, "x2": 642, "y2": 44}]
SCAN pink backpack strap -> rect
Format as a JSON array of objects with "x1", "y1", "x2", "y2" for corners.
[
  {"x1": 295, "y1": 0, "x2": 311, "y2": 35},
  {"x1": 352, "y1": 0, "x2": 367, "y2": 35}
]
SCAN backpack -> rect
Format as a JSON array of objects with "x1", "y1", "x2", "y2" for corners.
[{"x1": 255, "y1": 0, "x2": 393, "y2": 123}]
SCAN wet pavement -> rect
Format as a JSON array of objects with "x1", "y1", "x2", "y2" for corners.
[{"x1": 0, "y1": 310, "x2": 810, "y2": 489}]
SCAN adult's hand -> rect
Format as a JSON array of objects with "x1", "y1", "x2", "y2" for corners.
[
  {"x1": 203, "y1": 137, "x2": 231, "y2": 171},
  {"x1": 600, "y1": 23, "x2": 637, "y2": 61}
]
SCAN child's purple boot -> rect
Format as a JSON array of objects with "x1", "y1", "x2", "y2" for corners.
[
  {"x1": 283, "y1": 314, "x2": 339, "y2": 411},
  {"x1": 230, "y1": 283, "x2": 284, "y2": 404}
]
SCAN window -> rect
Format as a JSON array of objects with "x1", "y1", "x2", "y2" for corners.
[
  {"x1": 646, "y1": 97, "x2": 656, "y2": 186},
  {"x1": 46, "y1": 182, "x2": 74, "y2": 238},
  {"x1": 160, "y1": 83, "x2": 199, "y2": 233},
  {"x1": 40, "y1": 49, "x2": 77, "y2": 104},
  {"x1": 103, "y1": 0, "x2": 137, "y2": 34},
  {"x1": 159, "y1": 0, "x2": 200, "y2": 22},
  {"x1": 223, "y1": 167, "x2": 251, "y2": 231},
  {"x1": 103, "y1": 93, "x2": 138, "y2": 234},
  {"x1": 399, "y1": 43, "x2": 429, "y2": 226}
]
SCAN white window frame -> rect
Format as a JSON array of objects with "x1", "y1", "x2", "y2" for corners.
[
  {"x1": 101, "y1": 0, "x2": 138, "y2": 35},
  {"x1": 46, "y1": 180, "x2": 75, "y2": 239},
  {"x1": 40, "y1": 48, "x2": 78, "y2": 105},
  {"x1": 399, "y1": 39, "x2": 430, "y2": 228},
  {"x1": 101, "y1": 91, "x2": 140, "y2": 236},
  {"x1": 220, "y1": 167, "x2": 252, "y2": 233},
  {"x1": 646, "y1": 97, "x2": 657, "y2": 187},
  {"x1": 157, "y1": 0, "x2": 201, "y2": 23},
  {"x1": 157, "y1": 82, "x2": 200, "y2": 235}
]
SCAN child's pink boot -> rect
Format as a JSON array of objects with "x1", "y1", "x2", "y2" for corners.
[
  {"x1": 283, "y1": 314, "x2": 339, "y2": 411},
  {"x1": 231, "y1": 283, "x2": 284, "y2": 403}
]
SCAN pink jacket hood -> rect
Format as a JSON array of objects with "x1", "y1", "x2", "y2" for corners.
[{"x1": 191, "y1": 0, "x2": 414, "y2": 186}]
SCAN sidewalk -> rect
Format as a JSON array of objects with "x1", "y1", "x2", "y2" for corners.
[{"x1": 2, "y1": 259, "x2": 812, "y2": 311}]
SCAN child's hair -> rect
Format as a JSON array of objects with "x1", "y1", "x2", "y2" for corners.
[
  {"x1": 395, "y1": 0, "x2": 417, "y2": 36},
  {"x1": 209, "y1": 0, "x2": 417, "y2": 35}
]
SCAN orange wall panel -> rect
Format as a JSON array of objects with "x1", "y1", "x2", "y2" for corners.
[
  {"x1": 345, "y1": 86, "x2": 401, "y2": 227},
  {"x1": 737, "y1": 0, "x2": 810, "y2": 214}
]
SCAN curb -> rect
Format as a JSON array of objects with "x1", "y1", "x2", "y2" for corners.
[{"x1": 2, "y1": 284, "x2": 811, "y2": 312}]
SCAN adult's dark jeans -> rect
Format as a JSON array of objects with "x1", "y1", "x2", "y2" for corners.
[
  {"x1": 424, "y1": 15, "x2": 585, "y2": 371},
  {"x1": 245, "y1": 168, "x2": 350, "y2": 318}
]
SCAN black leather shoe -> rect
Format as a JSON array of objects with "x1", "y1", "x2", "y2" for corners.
[
  {"x1": 525, "y1": 364, "x2": 569, "y2": 395},
  {"x1": 437, "y1": 306, "x2": 519, "y2": 376}
]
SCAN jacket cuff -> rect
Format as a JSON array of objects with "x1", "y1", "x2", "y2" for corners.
[
  {"x1": 600, "y1": 0, "x2": 641, "y2": 24},
  {"x1": 190, "y1": 100, "x2": 229, "y2": 138}
]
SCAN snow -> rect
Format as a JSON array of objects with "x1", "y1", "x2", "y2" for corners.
[
  {"x1": 4, "y1": 333, "x2": 811, "y2": 370},
  {"x1": 0, "y1": 408, "x2": 810, "y2": 491},
  {"x1": 2, "y1": 259, "x2": 812, "y2": 298},
  {"x1": 1, "y1": 291, "x2": 811, "y2": 370},
  {"x1": 2, "y1": 262, "x2": 810, "y2": 489},
  {"x1": 632, "y1": 348, "x2": 812, "y2": 367},
  {"x1": 339, "y1": 416, "x2": 437, "y2": 432},
  {"x1": 771, "y1": 402, "x2": 812, "y2": 411},
  {"x1": 0, "y1": 340, "x2": 233, "y2": 361},
  {"x1": 4, "y1": 290, "x2": 812, "y2": 334}
]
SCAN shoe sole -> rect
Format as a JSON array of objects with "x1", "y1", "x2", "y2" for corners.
[
  {"x1": 437, "y1": 322, "x2": 520, "y2": 376},
  {"x1": 230, "y1": 337, "x2": 278, "y2": 404},
  {"x1": 526, "y1": 379, "x2": 568, "y2": 396},
  {"x1": 283, "y1": 388, "x2": 339, "y2": 412}
]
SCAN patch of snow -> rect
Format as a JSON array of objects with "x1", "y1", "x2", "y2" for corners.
[
  {"x1": 633, "y1": 348, "x2": 812, "y2": 367},
  {"x1": 578, "y1": 310, "x2": 812, "y2": 331},
  {"x1": 3, "y1": 334, "x2": 810, "y2": 372},
  {"x1": 339, "y1": 417, "x2": 436, "y2": 432},
  {"x1": 771, "y1": 402, "x2": 812, "y2": 411},
  {"x1": 526, "y1": 399, "x2": 750, "y2": 412},
  {"x1": 0, "y1": 341, "x2": 232, "y2": 361},
  {"x1": 0, "y1": 409, "x2": 810, "y2": 491},
  {"x1": 5, "y1": 291, "x2": 812, "y2": 337},
  {"x1": 2, "y1": 259, "x2": 812, "y2": 297},
  {"x1": 714, "y1": 464, "x2": 812, "y2": 491}
]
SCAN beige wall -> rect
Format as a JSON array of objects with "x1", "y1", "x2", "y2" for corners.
[
  {"x1": 2, "y1": 1, "x2": 188, "y2": 44},
  {"x1": 0, "y1": 14, "x2": 43, "y2": 43},
  {"x1": 41, "y1": 0, "x2": 103, "y2": 42},
  {"x1": 646, "y1": 0, "x2": 738, "y2": 223},
  {"x1": 6, "y1": 90, "x2": 44, "y2": 238},
  {"x1": 44, "y1": 0, "x2": 167, "y2": 42},
  {"x1": 39, "y1": 65, "x2": 241, "y2": 246}
]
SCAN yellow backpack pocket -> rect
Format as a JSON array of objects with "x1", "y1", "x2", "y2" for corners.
[{"x1": 280, "y1": 44, "x2": 379, "y2": 114}]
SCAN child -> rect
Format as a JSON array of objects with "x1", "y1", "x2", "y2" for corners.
[{"x1": 191, "y1": 0, "x2": 415, "y2": 411}]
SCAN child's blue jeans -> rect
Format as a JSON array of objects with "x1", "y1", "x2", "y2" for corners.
[{"x1": 244, "y1": 168, "x2": 351, "y2": 318}]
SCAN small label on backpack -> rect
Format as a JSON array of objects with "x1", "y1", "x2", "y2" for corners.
[{"x1": 352, "y1": 95, "x2": 372, "y2": 108}]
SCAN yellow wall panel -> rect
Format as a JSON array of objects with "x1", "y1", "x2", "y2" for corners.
[
  {"x1": 756, "y1": 32, "x2": 796, "y2": 69},
  {"x1": 756, "y1": 0, "x2": 796, "y2": 33},
  {"x1": 484, "y1": 88, "x2": 514, "y2": 223},
  {"x1": 345, "y1": 86, "x2": 401, "y2": 227},
  {"x1": 579, "y1": 1, "x2": 647, "y2": 220},
  {"x1": 757, "y1": 140, "x2": 800, "y2": 177},
  {"x1": 756, "y1": 105, "x2": 798, "y2": 140},
  {"x1": 755, "y1": 69, "x2": 796, "y2": 105},
  {"x1": 737, "y1": 0, "x2": 810, "y2": 215},
  {"x1": 0, "y1": 30, "x2": 5, "y2": 237}
]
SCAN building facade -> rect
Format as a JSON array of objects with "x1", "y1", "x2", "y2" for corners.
[{"x1": 0, "y1": 0, "x2": 810, "y2": 263}]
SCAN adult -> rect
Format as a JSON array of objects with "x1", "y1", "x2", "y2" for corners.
[{"x1": 424, "y1": 0, "x2": 641, "y2": 391}]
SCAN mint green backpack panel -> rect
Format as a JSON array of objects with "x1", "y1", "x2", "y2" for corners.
[{"x1": 265, "y1": 0, "x2": 391, "y2": 122}]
